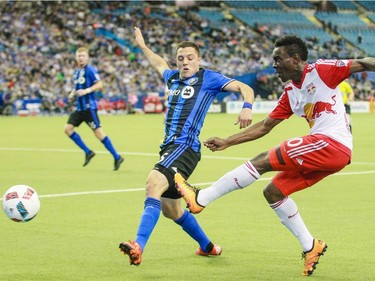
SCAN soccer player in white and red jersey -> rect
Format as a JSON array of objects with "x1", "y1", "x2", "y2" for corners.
[{"x1": 175, "y1": 35, "x2": 375, "y2": 276}]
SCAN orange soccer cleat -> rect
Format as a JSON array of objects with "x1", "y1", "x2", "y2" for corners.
[
  {"x1": 302, "y1": 239, "x2": 328, "y2": 276},
  {"x1": 119, "y1": 240, "x2": 143, "y2": 266},
  {"x1": 174, "y1": 173, "x2": 205, "y2": 214}
]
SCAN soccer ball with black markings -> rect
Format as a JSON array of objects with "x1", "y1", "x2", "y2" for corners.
[{"x1": 2, "y1": 185, "x2": 40, "y2": 222}]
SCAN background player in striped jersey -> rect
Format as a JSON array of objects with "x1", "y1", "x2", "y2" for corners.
[
  {"x1": 119, "y1": 27, "x2": 255, "y2": 265},
  {"x1": 64, "y1": 47, "x2": 124, "y2": 170},
  {"x1": 176, "y1": 35, "x2": 375, "y2": 276}
]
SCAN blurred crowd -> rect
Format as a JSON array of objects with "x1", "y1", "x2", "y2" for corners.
[{"x1": 0, "y1": 1, "x2": 373, "y2": 115}]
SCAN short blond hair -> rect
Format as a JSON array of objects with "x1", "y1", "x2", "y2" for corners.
[{"x1": 76, "y1": 47, "x2": 89, "y2": 54}]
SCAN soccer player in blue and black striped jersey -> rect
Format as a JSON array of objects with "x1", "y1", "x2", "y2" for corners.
[
  {"x1": 64, "y1": 47, "x2": 124, "y2": 170},
  {"x1": 119, "y1": 27, "x2": 255, "y2": 265}
]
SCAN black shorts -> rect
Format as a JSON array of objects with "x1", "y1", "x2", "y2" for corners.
[
  {"x1": 344, "y1": 104, "x2": 351, "y2": 115},
  {"x1": 154, "y1": 144, "x2": 201, "y2": 199},
  {"x1": 67, "y1": 109, "x2": 101, "y2": 130}
]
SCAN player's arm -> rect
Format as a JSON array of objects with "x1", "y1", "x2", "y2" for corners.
[
  {"x1": 134, "y1": 27, "x2": 170, "y2": 76},
  {"x1": 204, "y1": 116, "x2": 283, "y2": 152},
  {"x1": 68, "y1": 89, "x2": 76, "y2": 103},
  {"x1": 223, "y1": 80, "x2": 255, "y2": 129},
  {"x1": 350, "y1": 57, "x2": 375, "y2": 74},
  {"x1": 76, "y1": 80, "x2": 103, "y2": 97}
]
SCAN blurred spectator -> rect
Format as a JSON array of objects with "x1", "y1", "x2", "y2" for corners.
[{"x1": 0, "y1": 0, "x2": 372, "y2": 117}]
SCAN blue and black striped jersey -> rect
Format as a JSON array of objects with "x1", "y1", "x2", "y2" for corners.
[
  {"x1": 162, "y1": 68, "x2": 234, "y2": 152},
  {"x1": 73, "y1": 64, "x2": 100, "y2": 111}
]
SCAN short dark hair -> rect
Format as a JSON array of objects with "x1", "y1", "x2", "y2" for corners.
[
  {"x1": 176, "y1": 41, "x2": 200, "y2": 56},
  {"x1": 274, "y1": 35, "x2": 308, "y2": 61}
]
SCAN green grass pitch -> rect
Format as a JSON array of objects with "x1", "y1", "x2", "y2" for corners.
[{"x1": 0, "y1": 113, "x2": 374, "y2": 281}]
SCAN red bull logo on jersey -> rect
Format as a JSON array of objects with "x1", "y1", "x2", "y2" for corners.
[
  {"x1": 302, "y1": 95, "x2": 337, "y2": 127},
  {"x1": 306, "y1": 83, "x2": 316, "y2": 95}
]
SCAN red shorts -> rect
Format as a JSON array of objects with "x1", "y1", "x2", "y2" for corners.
[{"x1": 268, "y1": 134, "x2": 351, "y2": 196}]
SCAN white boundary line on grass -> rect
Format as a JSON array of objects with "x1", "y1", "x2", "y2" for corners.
[
  {"x1": 38, "y1": 170, "x2": 375, "y2": 199},
  {"x1": 1, "y1": 147, "x2": 375, "y2": 165},
  {"x1": 1, "y1": 147, "x2": 374, "y2": 199}
]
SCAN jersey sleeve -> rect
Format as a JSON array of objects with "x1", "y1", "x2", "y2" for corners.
[
  {"x1": 203, "y1": 70, "x2": 233, "y2": 92},
  {"x1": 316, "y1": 59, "x2": 352, "y2": 89},
  {"x1": 269, "y1": 87, "x2": 293, "y2": 119},
  {"x1": 163, "y1": 69, "x2": 178, "y2": 83},
  {"x1": 86, "y1": 65, "x2": 101, "y2": 84}
]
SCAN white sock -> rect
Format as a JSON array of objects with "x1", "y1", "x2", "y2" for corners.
[
  {"x1": 271, "y1": 197, "x2": 314, "y2": 252},
  {"x1": 198, "y1": 161, "x2": 260, "y2": 206}
]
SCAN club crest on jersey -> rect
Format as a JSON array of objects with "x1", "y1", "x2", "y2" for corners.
[
  {"x1": 306, "y1": 83, "x2": 316, "y2": 95},
  {"x1": 181, "y1": 86, "x2": 195, "y2": 99},
  {"x1": 76, "y1": 76, "x2": 86, "y2": 85},
  {"x1": 187, "y1": 77, "x2": 198, "y2": 85}
]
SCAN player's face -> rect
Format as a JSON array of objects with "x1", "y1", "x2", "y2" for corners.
[
  {"x1": 176, "y1": 47, "x2": 201, "y2": 79},
  {"x1": 76, "y1": 51, "x2": 89, "y2": 68},
  {"x1": 272, "y1": 46, "x2": 297, "y2": 82}
]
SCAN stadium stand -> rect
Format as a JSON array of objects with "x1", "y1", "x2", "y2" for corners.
[
  {"x1": 314, "y1": 11, "x2": 375, "y2": 56},
  {"x1": 0, "y1": 0, "x2": 373, "y2": 115},
  {"x1": 357, "y1": 1, "x2": 375, "y2": 12},
  {"x1": 224, "y1": 0, "x2": 283, "y2": 10},
  {"x1": 283, "y1": 0, "x2": 315, "y2": 9},
  {"x1": 331, "y1": 0, "x2": 358, "y2": 11}
]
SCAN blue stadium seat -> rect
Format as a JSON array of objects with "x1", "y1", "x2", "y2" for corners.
[
  {"x1": 224, "y1": 0, "x2": 282, "y2": 10},
  {"x1": 357, "y1": 1, "x2": 375, "y2": 12},
  {"x1": 283, "y1": 0, "x2": 315, "y2": 9},
  {"x1": 331, "y1": 1, "x2": 358, "y2": 10},
  {"x1": 314, "y1": 11, "x2": 367, "y2": 28}
]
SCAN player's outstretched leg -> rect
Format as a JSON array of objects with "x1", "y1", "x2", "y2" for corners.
[
  {"x1": 302, "y1": 239, "x2": 327, "y2": 276},
  {"x1": 174, "y1": 173, "x2": 205, "y2": 214},
  {"x1": 119, "y1": 240, "x2": 143, "y2": 266}
]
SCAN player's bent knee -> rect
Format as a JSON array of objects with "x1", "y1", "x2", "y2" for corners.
[
  {"x1": 263, "y1": 183, "x2": 285, "y2": 204},
  {"x1": 64, "y1": 127, "x2": 73, "y2": 136}
]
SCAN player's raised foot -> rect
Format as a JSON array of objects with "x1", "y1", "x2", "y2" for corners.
[
  {"x1": 83, "y1": 151, "x2": 95, "y2": 167},
  {"x1": 196, "y1": 244, "x2": 222, "y2": 256},
  {"x1": 174, "y1": 173, "x2": 204, "y2": 214},
  {"x1": 114, "y1": 156, "x2": 124, "y2": 171},
  {"x1": 119, "y1": 240, "x2": 142, "y2": 266},
  {"x1": 302, "y1": 239, "x2": 327, "y2": 276}
]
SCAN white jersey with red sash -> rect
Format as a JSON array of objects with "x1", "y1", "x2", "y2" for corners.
[{"x1": 270, "y1": 59, "x2": 353, "y2": 151}]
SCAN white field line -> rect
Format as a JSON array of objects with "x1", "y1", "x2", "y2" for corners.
[
  {"x1": 38, "y1": 170, "x2": 375, "y2": 199},
  {"x1": 0, "y1": 147, "x2": 374, "y2": 199},
  {"x1": 0, "y1": 147, "x2": 374, "y2": 165}
]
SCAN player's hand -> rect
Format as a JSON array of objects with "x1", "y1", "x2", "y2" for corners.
[
  {"x1": 68, "y1": 90, "x2": 76, "y2": 102},
  {"x1": 204, "y1": 137, "x2": 228, "y2": 152},
  {"x1": 134, "y1": 27, "x2": 146, "y2": 48},
  {"x1": 75, "y1": 89, "x2": 87, "y2": 97},
  {"x1": 234, "y1": 108, "x2": 252, "y2": 129}
]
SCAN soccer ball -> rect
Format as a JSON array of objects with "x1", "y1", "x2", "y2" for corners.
[{"x1": 2, "y1": 185, "x2": 40, "y2": 222}]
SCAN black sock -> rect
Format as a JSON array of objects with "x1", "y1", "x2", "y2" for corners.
[{"x1": 205, "y1": 242, "x2": 214, "y2": 253}]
